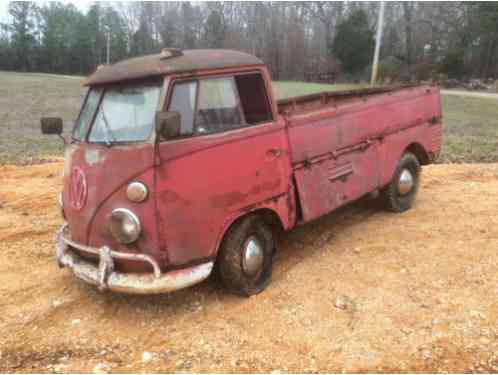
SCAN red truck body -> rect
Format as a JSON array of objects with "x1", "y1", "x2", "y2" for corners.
[{"x1": 44, "y1": 49, "x2": 442, "y2": 295}]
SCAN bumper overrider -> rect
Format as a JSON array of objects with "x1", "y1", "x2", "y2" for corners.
[{"x1": 55, "y1": 224, "x2": 214, "y2": 294}]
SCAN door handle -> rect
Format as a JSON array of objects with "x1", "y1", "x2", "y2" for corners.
[{"x1": 266, "y1": 148, "x2": 283, "y2": 158}]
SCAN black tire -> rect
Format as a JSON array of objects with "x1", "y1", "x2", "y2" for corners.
[
  {"x1": 217, "y1": 214, "x2": 274, "y2": 297},
  {"x1": 382, "y1": 152, "x2": 421, "y2": 212}
]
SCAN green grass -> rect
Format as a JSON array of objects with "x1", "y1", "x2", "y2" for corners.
[
  {"x1": 439, "y1": 95, "x2": 498, "y2": 163},
  {"x1": 0, "y1": 73, "x2": 496, "y2": 165},
  {"x1": 273, "y1": 81, "x2": 365, "y2": 100},
  {"x1": 0, "y1": 71, "x2": 85, "y2": 165}
]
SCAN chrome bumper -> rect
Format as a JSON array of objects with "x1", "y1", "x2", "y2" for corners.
[{"x1": 55, "y1": 224, "x2": 213, "y2": 294}]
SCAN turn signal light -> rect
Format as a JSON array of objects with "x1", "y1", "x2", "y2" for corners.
[{"x1": 126, "y1": 182, "x2": 148, "y2": 203}]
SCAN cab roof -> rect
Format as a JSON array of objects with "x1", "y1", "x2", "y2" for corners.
[{"x1": 84, "y1": 49, "x2": 265, "y2": 86}]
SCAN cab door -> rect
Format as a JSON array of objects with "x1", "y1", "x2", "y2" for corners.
[{"x1": 155, "y1": 72, "x2": 290, "y2": 267}]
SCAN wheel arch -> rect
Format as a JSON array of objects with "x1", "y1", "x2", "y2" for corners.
[
  {"x1": 213, "y1": 206, "x2": 285, "y2": 259},
  {"x1": 404, "y1": 142, "x2": 430, "y2": 165}
]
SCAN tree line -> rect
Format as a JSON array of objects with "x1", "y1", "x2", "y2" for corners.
[{"x1": 1, "y1": 1, "x2": 498, "y2": 81}]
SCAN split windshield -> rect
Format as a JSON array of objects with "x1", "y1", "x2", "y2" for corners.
[
  {"x1": 72, "y1": 88, "x2": 102, "y2": 141},
  {"x1": 72, "y1": 80, "x2": 162, "y2": 144}
]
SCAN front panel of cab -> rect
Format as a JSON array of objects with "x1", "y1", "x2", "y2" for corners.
[{"x1": 63, "y1": 143, "x2": 163, "y2": 273}]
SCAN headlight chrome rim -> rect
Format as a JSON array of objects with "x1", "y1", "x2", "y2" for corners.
[
  {"x1": 126, "y1": 181, "x2": 148, "y2": 203},
  {"x1": 108, "y1": 208, "x2": 142, "y2": 244}
]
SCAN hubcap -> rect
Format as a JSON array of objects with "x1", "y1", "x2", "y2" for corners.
[
  {"x1": 242, "y1": 235, "x2": 264, "y2": 277},
  {"x1": 398, "y1": 168, "x2": 414, "y2": 196}
]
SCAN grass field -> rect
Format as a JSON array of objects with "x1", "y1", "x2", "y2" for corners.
[
  {"x1": 273, "y1": 81, "x2": 366, "y2": 98},
  {"x1": 0, "y1": 72, "x2": 85, "y2": 165},
  {"x1": 0, "y1": 72, "x2": 496, "y2": 164},
  {"x1": 440, "y1": 95, "x2": 498, "y2": 162}
]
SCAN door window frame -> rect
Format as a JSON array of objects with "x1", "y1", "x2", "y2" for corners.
[
  {"x1": 166, "y1": 79, "x2": 200, "y2": 140},
  {"x1": 163, "y1": 70, "x2": 275, "y2": 141},
  {"x1": 195, "y1": 76, "x2": 247, "y2": 135},
  {"x1": 234, "y1": 72, "x2": 274, "y2": 125}
]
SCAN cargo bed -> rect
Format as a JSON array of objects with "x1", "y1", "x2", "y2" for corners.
[{"x1": 277, "y1": 85, "x2": 421, "y2": 115}]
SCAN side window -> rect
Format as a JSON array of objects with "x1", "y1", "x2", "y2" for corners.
[
  {"x1": 169, "y1": 81, "x2": 197, "y2": 136},
  {"x1": 195, "y1": 77, "x2": 244, "y2": 134},
  {"x1": 235, "y1": 73, "x2": 273, "y2": 124}
]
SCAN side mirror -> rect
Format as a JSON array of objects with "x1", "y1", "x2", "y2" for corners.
[
  {"x1": 155, "y1": 111, "x2": 182, "y2": 140},
  {"x1": 41, "y1": 117, "x2": 63, "y2": 135}
]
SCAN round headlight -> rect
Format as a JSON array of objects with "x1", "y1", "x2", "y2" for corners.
[
  {"x1": 108, "y1": 208, "x2": 141, "y2": 244},
  {"x1": 126, "y1": 182, "x2": 148, "y2": 203}
]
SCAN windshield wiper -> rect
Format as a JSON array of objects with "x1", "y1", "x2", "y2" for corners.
[{"x1": 100, "y1": 107, "x2": 116, "y2": 146}]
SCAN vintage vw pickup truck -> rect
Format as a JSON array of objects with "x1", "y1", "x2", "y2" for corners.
[{"x1": 41, "y1": 49, "x2": 442, "y2": 296}]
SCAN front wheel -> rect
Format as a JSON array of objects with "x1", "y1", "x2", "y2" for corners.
[
  {"x1": 382, "y1": 152, "x2": 421, "y2": 212},
  {"x1": 217, "y1": 214, "x2": 274, "y2": 297}
]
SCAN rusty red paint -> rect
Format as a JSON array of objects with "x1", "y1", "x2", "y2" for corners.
[
  {"x1": 67, "y1": 166, "x2": 87, "y2": 210},
  {"x1": 56, "y1": 50, "x2": 442, "y2": 293},
  {"x1": 84, "y1": 49, "x2": 264, "y2": 86}
]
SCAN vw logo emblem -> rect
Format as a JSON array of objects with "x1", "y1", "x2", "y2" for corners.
[{"x1": 68, "y1": 167, "x2": 87, "y2": 210}]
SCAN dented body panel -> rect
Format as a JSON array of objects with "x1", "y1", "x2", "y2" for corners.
[
  {"x1": 284, "y1": 85, "x2": 442, "y2": 221},
  {"x1": 55, "y1": 50, "x2": 442, "y2": 294}
]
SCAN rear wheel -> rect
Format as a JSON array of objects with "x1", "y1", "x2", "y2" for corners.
[
  {"x1": 382, "y1": 152, "x2": 421, "y2": 212},
  {"x1": 217, "y1": 214, "x2": 274, "y2": 297}
]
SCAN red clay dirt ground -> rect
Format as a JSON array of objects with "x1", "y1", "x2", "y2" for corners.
[{"x1": 1, "y1": 161, "x2": 498, "y2": 373}]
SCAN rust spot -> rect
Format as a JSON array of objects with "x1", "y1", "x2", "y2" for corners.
[
  {"x1": 238, "y1": 192, "x2": 287, "y2": 215},
  {"x1": 211, "y1": 191, "x2": 248, "y2": 209},
  {"x1": 160, "y1": 190, "x2": 180, "y2": 204},
  {"x1": 84, "y1": 148, "x2": 102, "y2": 166},
  {"x1": 85, "y1": 50, "x2": 264, "y2": 86},
  {"x1": 248, "y1": 179, "x2": 281, "y2": 195},
  {"x1": 287, "y1": 180, "x2": 297, "y2": 227}
]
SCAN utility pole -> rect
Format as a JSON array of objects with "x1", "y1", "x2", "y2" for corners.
[
  {"x1": 106, "y1": 28, "x2": 110, "y2": 65},
  {"x1": 370, "y1": 1, "x2": 385, "y2": 87}
]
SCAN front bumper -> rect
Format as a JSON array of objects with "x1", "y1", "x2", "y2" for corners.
[{"x1": 55, "y1": 224, "x2": 213, "y2": 294}]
